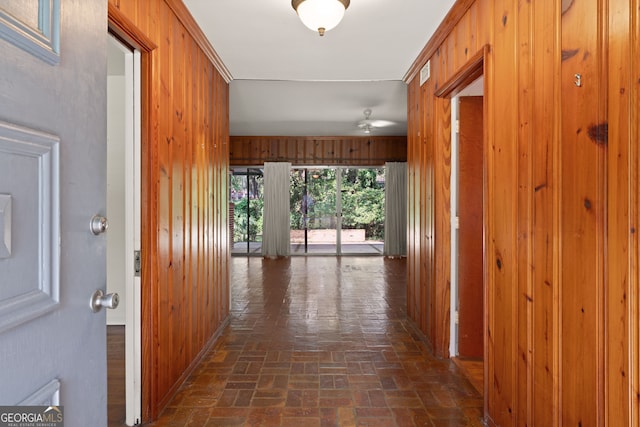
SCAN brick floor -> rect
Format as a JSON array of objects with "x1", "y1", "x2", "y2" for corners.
[{"x1": 148, "y1": 257, "x2": 484, "y2": 426}]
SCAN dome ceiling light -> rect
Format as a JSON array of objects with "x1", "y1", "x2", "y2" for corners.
[{"x1": 291, "y1": 0, "x2": 350, "y2": 36}]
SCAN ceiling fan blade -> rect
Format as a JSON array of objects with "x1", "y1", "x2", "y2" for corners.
[
  {"x1": 357, "y1": 109, "x2": 395, "y2": 130},
  {"x1": 369, "y1": 119, "x2": 395, "y2": 127}
]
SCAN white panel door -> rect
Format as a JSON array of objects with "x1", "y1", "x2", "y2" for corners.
[{"x1": 0, "y1": 1, "x2": 109, "y2": 426}]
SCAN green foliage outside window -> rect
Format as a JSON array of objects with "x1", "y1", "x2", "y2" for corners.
[
  {"x1": 340, "y1": 169, "x2": 385, "y2": 240},
  {"x1": 233, "y1": 198, "x2": 263, "y2": 242}
]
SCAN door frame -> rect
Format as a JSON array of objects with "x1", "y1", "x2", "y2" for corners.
[
  {"x1": 108, "y1": 5, "x2": 156, "y2": 423},
  {"x1": 106, "y1": 33, "x2": 141, "y2": 425},
  {"x1": 434, "y1": 45, "x2": 490, "y2": 411}
]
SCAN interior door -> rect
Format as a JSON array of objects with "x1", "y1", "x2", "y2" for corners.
[
  {"x1": 0, "y1": 1, "x2": 108, "y2": 424},
  {"x1": 457, "y1": 96, "x2": 484, "y2": 358}
]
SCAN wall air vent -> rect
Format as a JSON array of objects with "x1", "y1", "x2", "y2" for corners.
[{"x1": 420, "y1": 60, "x2": 431, "y2": 86}]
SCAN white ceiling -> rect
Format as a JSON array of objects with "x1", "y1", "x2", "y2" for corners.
[{"x1": 183, "y1": 0, "x2": 457, "y2": 136}]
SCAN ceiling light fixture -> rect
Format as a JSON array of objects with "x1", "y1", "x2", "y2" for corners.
[{"x1": 291, "y1": 0, "x2": 350, "y2": 36}]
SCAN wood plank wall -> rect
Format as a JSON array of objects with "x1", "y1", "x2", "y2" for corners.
[
  {"x1": 229, "y1": 135, "x2": 407, "y2": 166},
  {"x1": 108, "y1": 0, "x2": 230, "y2": 421},
  {"x1": 405, "y1": 0, "x2": 640, "y2": 425}
]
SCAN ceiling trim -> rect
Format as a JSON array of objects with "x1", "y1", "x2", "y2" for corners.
[
  {"x1": 403, "y1": 0, "x2": 475, "y2": 84},
  {"x1": 164, "y1": 0, "x2": 233, "y2": 83}
]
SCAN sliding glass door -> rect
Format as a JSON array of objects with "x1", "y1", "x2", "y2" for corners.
[
  {"x1": 230, "y1": 166, "x2": 385, "y2": 256},
  {"x1": 291, "y1": 168, "x2": 338, "y2": 254},
  {"x1": 340, "y1": 168, "x2": 385, "y2": 254},
  {"x1": 290, "y1": 167, "x2": 384, "y2": 255},
  {"x1": 230, "y1": 168, "x2": 264, "y2": 255}
]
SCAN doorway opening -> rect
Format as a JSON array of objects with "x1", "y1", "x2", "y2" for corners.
[
  {"x1": 106, "y1": 33, "x2": 142, "y2": 426},
  {"x1": 434, "y1": 47, "x2": 487, "y2": 398},
  {"x1": 450, "y1": 78, "x2": 484, "y2": 395}
]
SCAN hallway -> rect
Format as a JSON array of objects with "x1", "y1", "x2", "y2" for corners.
[{"x1": 148, "y1": 257, "x2": 483, "y2": 426}]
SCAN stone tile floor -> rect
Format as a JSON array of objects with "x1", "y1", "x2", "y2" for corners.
[{"x1": 148, "y1": 257, "x2": 484, "y2": 426}]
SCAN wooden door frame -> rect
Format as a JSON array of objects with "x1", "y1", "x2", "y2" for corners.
[
  {"x1": 107, "y1": 4, "x2": 157, "y2": 423},
  {"x1": 434, "y1": 45, "x2": 490, "y2": 416}
]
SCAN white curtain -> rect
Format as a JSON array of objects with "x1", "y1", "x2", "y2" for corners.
[
  {"x1": 262, "y1": 162, "x2": 291, "y2": 257},
  {"x1": 384, "y1": 162, "x2": 407, "y2": 256}
]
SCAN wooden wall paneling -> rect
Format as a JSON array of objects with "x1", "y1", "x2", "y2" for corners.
[
  {"x1": 416, "y1": 82, "x2": 425, "y2": 335},
  {"x1": 448, "y1": 25, "x2": 457, "y2": 77},
  {"x1": 441, "y1": 39, "x2": 451, "y2": 89},
  {"x1": 313, "y1": 138, "x2": 322, "y2": 164},
  {"x1": 453, "y1": 9, "x2": 469, "y2": 71},
  {"x1": 481, "y1": 39, "x2": 493, "y2": 423},
  {"x1": 423, "y1": 80, "x2": 432, "y2": 336},
  {"x1": 406, "y1": 84, "x2": 411, "y2": 320},
  {"x1": 169, "y1": 12, "x2": 183, "y2": 405},
  {"x1": 179, "y1": 8, "x2": 189, "y2": 361},
  {"x1": 434, "y1": 96, "x2": 452, "y2": 358},
  {"x1": 418, "y1": 82, "x2": 425, "y2": 332},
  {"x1": 108, "y1": 0, "x2": 231, "y2": 420},
  {"x1": 530, "y1": 0, "x2": 561, "y2": 424},
  {"x1": 211, "y1": 69, "x2": 218, "y2": 330},
  {"x1": 407, "y1": 82, "x2": 417, "y2": 323},
  {"x1": 185, "y1": 29, "x2": 194, "y2": 360},
  {"x1": 229, "y1": 136, "x2": 407, "y2": 166},
  {"x1": 207, "y1": 65, "x2": 215, "y2": 337},
  {"x1": 406, "y1": 0, "x2": 640, "y2": 424},
  {"x1": 155, "y1": 2, "x2": 173, "y2": 412},
  {"x1": 424, "y1": 60, "x2": 438, "y2": 344},
  {"x1": 219, "y1": 72, "x2": 228, "y2": 325},
  {"x1": 193, "y1": 50, "x2": 201, "y2": 351},
  {"x1": 467, "y1": 2, "x2": 478, "y2": 59},
  {"x1": 420, "y1": 106, "x2": 427, "y2": 338},
  {"x1": 420, "y1": 80, "x2": 430, "y2": 336},
  {"x1": 488, "y1": 0, "x2": 519, "y2": 423},
  {"x1": 218, "y1": 71, "x2": 225, "y2": 324},
  {"x1": 294, "y1": 137, "x2": 304, "y2": 164},
  {"x1": 201, "y1": 71, "x2": 208, "y2": 338},
  {"x1": 190, "y1": 18, "x2": 201, "y2": 366},
  {"x1": 200, "y1": 59, "x2": 208, "y2": 344},
  {"x1": 476, "y1": 0, "x2": 492, "y2": 46},
  {"x1": 560, "y1": 0, "x2": 607, "y2": 423},
  {"x1": 633, "y1": 1, "x2": 640, "y2": 424},
  {"x1": 412, "y1": 82, "x2": 422, "y2": 334},
  {"x1": 606, "y1": 0, "x2": 635, "y2": 425},
  {"x1": 515, "y1": 1, "x2": 533, "y2": 424},
  {"x1": 407, "y1": 80, "x2": 421, "y2": 326},
  {"x1": 223, "y1": 83, "x2": 229, "y2": 315}
]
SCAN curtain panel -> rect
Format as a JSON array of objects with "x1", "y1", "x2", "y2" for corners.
[
  {"x1": 262, "y1": 162, "x2": 291, "y2": 257},
  {"x1": 384, "y1": 162, "x2": 407, "y2": 256}
]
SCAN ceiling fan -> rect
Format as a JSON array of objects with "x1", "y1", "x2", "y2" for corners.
[{"x1": 357, "y1": 108, "x2": 395, "y2": 134}]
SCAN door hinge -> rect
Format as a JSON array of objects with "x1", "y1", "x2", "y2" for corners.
[
  {"x1": 454, "y1": 310, "x2": 459, "y2": 325},
  {"x1": 455, "y1": 119, "x2": 460, "y2": 133},
  {"x1": 455, "y1": 216, "x2": 460, "y2": 229},
  {"x1": 134, "y1": 250, "x2": 141, "y2": 277}
]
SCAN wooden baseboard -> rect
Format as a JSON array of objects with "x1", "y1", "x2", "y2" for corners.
[{"x1": 156, "y1": 315, "x2": 231, "y2": 414}]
